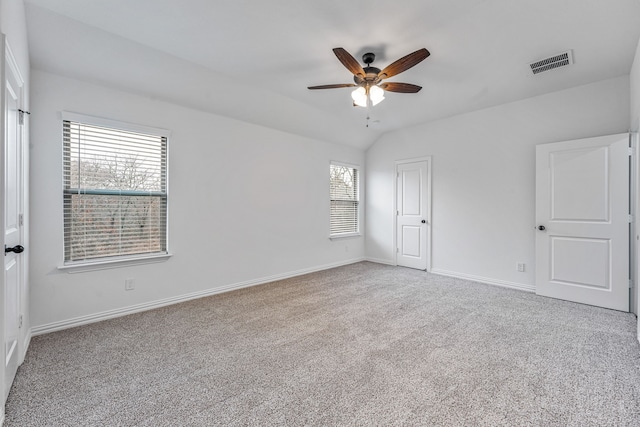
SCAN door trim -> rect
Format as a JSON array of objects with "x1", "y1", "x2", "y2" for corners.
[
  {"x1": 394, "y1": 156, "x2": 432, "y2": 271},
  {"x1": 630, "y1": 132, "x2": 638, "y2": 317}
]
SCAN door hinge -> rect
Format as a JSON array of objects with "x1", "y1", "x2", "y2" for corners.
[
  {"x1": 629, "y1": 214, "x2": 634, "y2": 224},
  {"x1": 629, "y1": 146, "x2": 634, "y2": 156},
  {"x1": 397, "y1": 210, "x2": 399, "y2": 216},
  {"x1": 629, "y1": 279, "x2": 633, "y2": 289},
  {"x1": 19, "y1": 214, "x2": 23, "y2": 226},
  {"x1": 18, "y1": 109, "x2": 30, "y2": 125},
  {"x1": 18, "y1": 315, "x2": 23, "y2": 329}
]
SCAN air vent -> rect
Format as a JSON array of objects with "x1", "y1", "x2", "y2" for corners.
[{"x1": 530, "y1": 50, "x2": 573, "y2": 75}]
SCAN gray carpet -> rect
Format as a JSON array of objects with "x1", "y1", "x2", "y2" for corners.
[{"x1": 6, "y1": 262, "x2": 640, "y2": 426}]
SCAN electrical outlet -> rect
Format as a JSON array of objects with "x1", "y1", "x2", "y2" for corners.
[
  {"x1": 125, "y1": 278, "x2": 135, "y2": 291},
  {"x1": 517, "y1": 263, "x2": 525, "y2": 272}
]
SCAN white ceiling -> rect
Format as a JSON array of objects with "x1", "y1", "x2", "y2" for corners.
[{"x1": 24, "y1": 0, "x2": 640, "y2": 149}]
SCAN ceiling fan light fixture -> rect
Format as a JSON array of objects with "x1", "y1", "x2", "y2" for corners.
[
  {"x1": 369, "y1": 85, "x2": 385, "y2": 106},
  {"x1": 351, "y1": 86, "x2": 367, "y2": 107}
]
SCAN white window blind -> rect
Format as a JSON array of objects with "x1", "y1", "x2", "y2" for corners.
[
  {"x1": 330, "y1": 163, "x2": 359, "y2": 236},
  {"x1": 63, "y1": 117, "x2": 168, "y2": 263}
]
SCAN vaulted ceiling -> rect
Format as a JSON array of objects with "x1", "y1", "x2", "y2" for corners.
[{"x1": 24, "y1": 0, "x2": 640, "y2": 149}]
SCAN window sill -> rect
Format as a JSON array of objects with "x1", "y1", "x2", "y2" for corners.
[
  {"x1": 329, "y1": 233, "x2": 361, "y2": 240},
  {"x1": 58, "y1": 253, "x2": 172, "y2": 274}
]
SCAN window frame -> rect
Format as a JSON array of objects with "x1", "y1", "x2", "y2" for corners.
[
  {"x1": 59, "y1": 112, "x2": 171, "y2": 272},
  {"x1": 329, "y1": 161, "x2": 361, "y2": 239}
]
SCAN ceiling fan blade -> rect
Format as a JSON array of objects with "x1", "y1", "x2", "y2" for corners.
[
  {"x1": 333, "y1": 48, "x2": 366, "y2": 77},
  {"x1": 308, "y1": 83, "x2": 357, "y2": 90},
  {"x1": 379, "y1": 48, "x2": 430, "y2": 79},
  {"x1": 379, "y1": 82, "x2": 422, "y2": 93}
]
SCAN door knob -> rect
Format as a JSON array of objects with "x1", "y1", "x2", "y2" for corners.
[
  {"x1": 4, "y1": 245, "x2": 24, "y2": 254},
  {"x1": 421, "y1": 220, "x2": 426, "y2": 224},
  {"x1": 537, "y1": 225, "x2": 546, "y2": 231}
]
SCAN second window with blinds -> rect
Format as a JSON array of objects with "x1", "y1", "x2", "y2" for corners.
[
  {"x1": 329, "y1": 162, "x2": 360, "y2": 238},
  {"x1": 62, "y1": 113, "x2": 169, "y2": 266}
]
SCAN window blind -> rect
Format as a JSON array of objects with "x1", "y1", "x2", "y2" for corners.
[
  {"x1": 330, "y1": 164, "x2": 359, "y2": 236},
  {"x1": 63, "y1": 119, "x2": 168, "y2": 263}
]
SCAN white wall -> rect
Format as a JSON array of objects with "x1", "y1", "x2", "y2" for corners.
[
  {"x1": 29, "y1": 70, "x2": 365, "y2": 332},
  {"x1": 366, "y1": 76, "x2": 630, "y2": 290},
  {"x1": 1, "y1": 0, "x2": 29, "y2": 73}
]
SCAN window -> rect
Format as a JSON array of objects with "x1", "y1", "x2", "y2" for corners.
[
  {"x1": 330, "y1": 163, "x2": 359, "y2": 237},
  {"x1": 62, "y1": 113, "x2": 168, "y2": 264}
]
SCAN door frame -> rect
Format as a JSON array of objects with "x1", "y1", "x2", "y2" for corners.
[
  {"x1": 631, "y1": 132, "x2": 638, "y2": 317},
  {"x1": 394, "y1": 156, "x2": 432, "y2": 271},
  {"x1": 631, "y1": 130, "x2": 640, "y2": 338}
]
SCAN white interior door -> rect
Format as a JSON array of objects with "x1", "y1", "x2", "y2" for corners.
[
  {"x1": 2, "y1": 37, "x2": 24, "y2": 401},
  {"x1": 396, "y1": 159, "x2": 430, "y2": 270},
  {"x1": 535, "y1": 134, "x2": 629, "y2": 311}
]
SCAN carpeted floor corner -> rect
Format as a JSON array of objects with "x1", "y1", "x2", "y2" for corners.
[{"x1": 5, "y1": 262, "x2": 640, "y2": 426}]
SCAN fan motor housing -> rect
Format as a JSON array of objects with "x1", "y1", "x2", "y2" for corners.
[{"x1": 354, "y1": 67, "x2": 381, "y2": 84}]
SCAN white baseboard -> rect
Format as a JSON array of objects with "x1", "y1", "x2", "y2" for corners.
[
  {"x1": 31, "y1": 257, "x2": 365, "y2": 337},
  {"x1": 365, "y1": 257, "x2": 396, "y2": 266},
  {"x1": 430, "y1": 268, "x2": 535, "y2": 293}
]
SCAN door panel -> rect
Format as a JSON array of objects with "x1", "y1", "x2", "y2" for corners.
[
  {"x1": 3, "y1": 38, "x2": 23, "y2": 401},
  {"x1": 535, "y1": 134, "x2": 629, "y2": 311},
  {"x1": 402, "y1": 169, "x2": 421, "y2": 215},
  {"x1": 397, "y1": 160, "x2": 430, "y2": 270},
  {"x1": 4, "y1": 258, "x2": 18, "y2": 372},
  {"x1": 550, "y1": 237, "x2": 609, "y2": 289},
  {"x1": 550, "y1": 147, "x2": 608, "y2": 221},
  {"x1": 402, "y1": 226, "x2": 421, "y2": 258}
]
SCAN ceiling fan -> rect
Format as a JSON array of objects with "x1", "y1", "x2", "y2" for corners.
[{"x1": 308, "y1": 47, "x2": 430, "y2": 107}]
